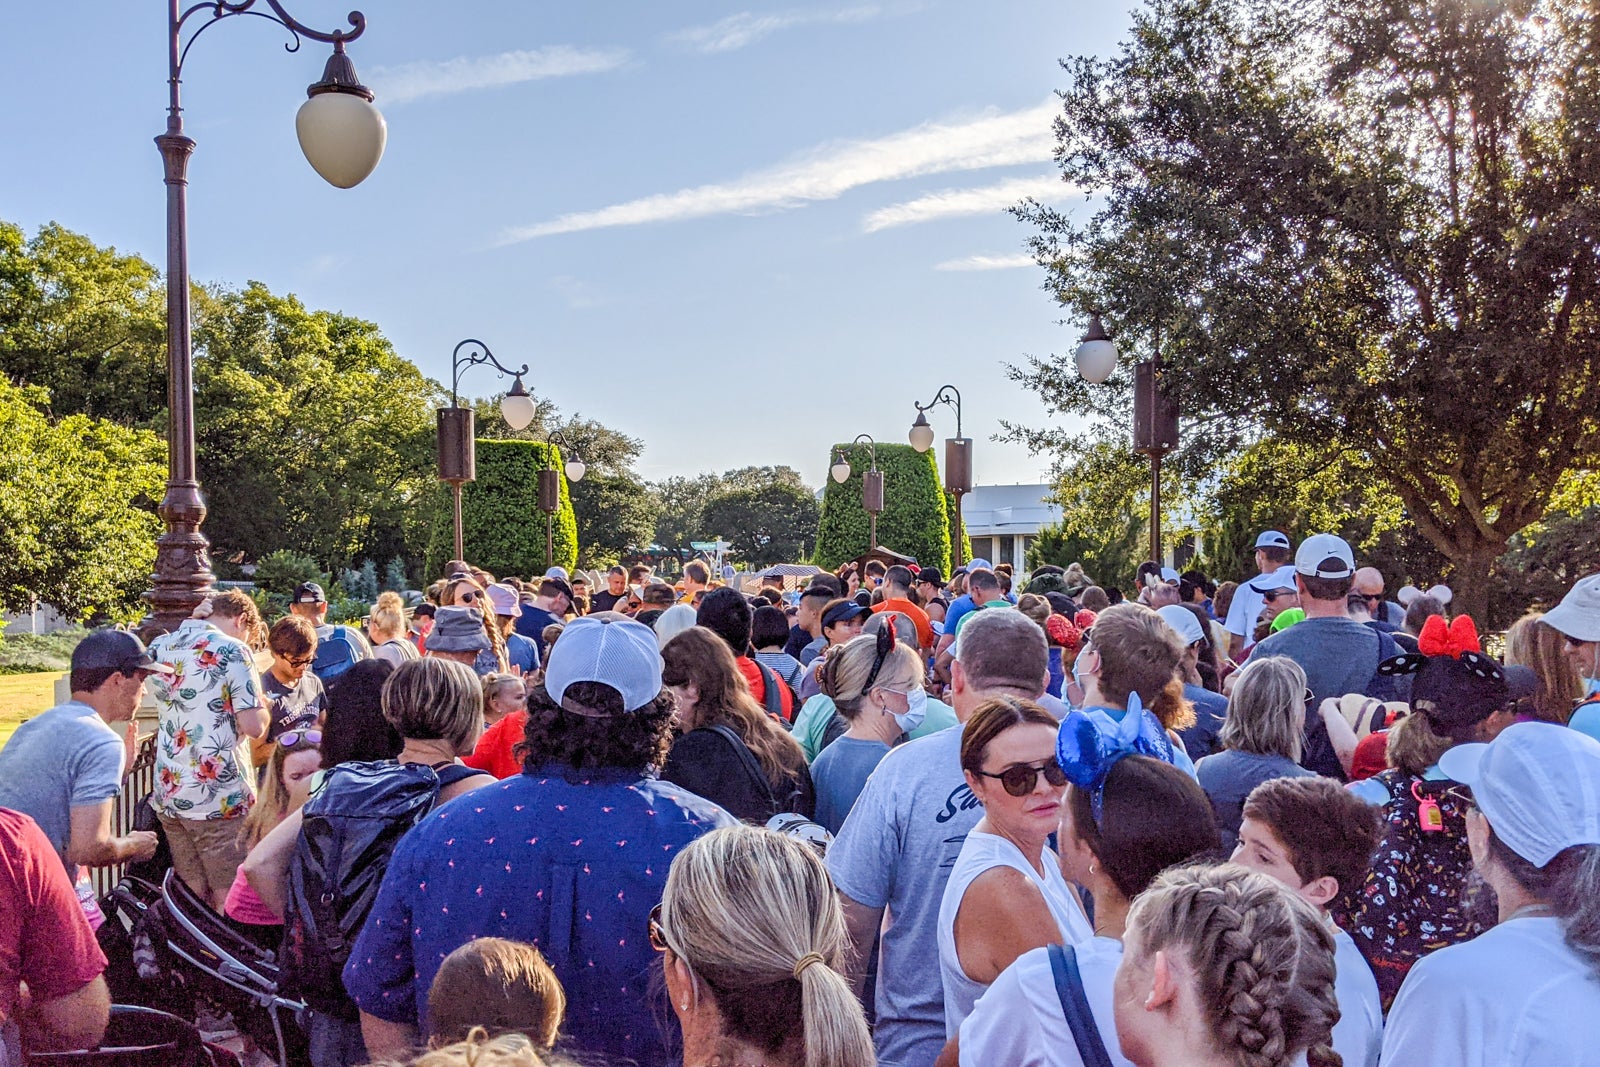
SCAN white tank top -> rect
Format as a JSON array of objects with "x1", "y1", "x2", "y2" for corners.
[{"x1": 937, "y1": 830, "x2": 1094, "y2": 1036}]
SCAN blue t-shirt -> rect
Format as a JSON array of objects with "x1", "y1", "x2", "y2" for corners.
[
  {"x1": 344, "y1": 764, "x2": 734, "y2": 1065},
  {"x1": 811, "y1": 736, "x2": 892, "y2": 834},
  {"x1": 1195, "y1": 749, "x2": 1316, "y2": 851},
  {"x1": 505, "y1": 631, "x2": 539, "y2": 674},
  {"x1": 1568, "y1": 698, "x2": 1600, "y2": 744},
  {"x1": 513, "y1": 606, "x2": 562, "y2": 661},
  {"x1": 0, "y1": 701, "x2": 124, "y2": 872},
  {"x1": 1178, "y1": 684, "x2": 1229, "y2": 762},
  {"x1": 940, "y1": 594, "x2": 977, "y2": 640}
]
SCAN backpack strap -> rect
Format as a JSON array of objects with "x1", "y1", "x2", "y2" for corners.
[
  {"x1": 433, "y1": 763, "x2": 482, "y2": 790},
  {"x1": 709, "y1": 724, "x2": 781, "y2": 815},
  {"x1": 1048, "y1": 943, "x2": 1114, "y2": 1067},
  {"x1": 754, "y1": 661, "x2": 786, "y2": 719}
]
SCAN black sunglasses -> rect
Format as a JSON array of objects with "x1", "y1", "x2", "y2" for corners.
[
  {"x1": 1264, "y1": 589, "x2": 1297, "y2": 602},
  {"x1": 976, "y1": 758, "x2": 1069, "y2": 797},
  {"x1": 648, "y1": 902, "x2": 670, "y2": 953}
]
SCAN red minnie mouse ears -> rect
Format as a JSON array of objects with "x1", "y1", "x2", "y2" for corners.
[{"x1": 1417, "y1": 614, "x2": 1481, "y2": 657}]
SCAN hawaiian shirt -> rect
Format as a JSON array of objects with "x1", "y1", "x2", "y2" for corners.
[{"x1": 147, "y1": 619, "x2": 264, "y2": 821}]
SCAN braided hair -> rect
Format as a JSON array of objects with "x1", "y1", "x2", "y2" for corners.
[{"x1": 1125, "y1": 863, "x2": 1343, "y2": 1067}]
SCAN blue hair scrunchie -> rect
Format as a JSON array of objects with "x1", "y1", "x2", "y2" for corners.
[{"x1": 1056, "y1": 692, "x2": 1176, "y2": 822}]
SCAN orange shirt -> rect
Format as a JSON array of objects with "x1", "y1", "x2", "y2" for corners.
[
  {"x1": 464, "y1": 710, "x2": 528, "y2": 779},
  {"x1": 873, "y1": 597, "x2": 934, "y2": 651}
]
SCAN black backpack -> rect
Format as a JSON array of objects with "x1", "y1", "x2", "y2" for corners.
[{"x1": 278, "y1": 760, "x2": 479, "y2": 1017}]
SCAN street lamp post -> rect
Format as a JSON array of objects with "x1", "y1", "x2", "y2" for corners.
[
  {"x1": 437, "y1": 340, "x2": 537, "y2": 562},
  {"x1": 830, "y1": 434, "x2": 884, "y2": 551},
  {"x1": 539, "y1": 430, "x2": 587, "y2": 568},
  {"x1": 1072, "y1": 313, "x2": 1179, "y2": 566},
  {"x1": 908, "y1": 385, "x2": 971, "y2": 566},
  {"x1": 145, "y1": 0, "x2": 387, "y2": 633}
]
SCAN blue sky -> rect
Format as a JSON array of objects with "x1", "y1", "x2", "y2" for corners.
[{"x1": 1, "y1": 2, "x2": 1134, "y2": 488}]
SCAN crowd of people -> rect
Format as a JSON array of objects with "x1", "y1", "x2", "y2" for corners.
[{"x1": 2, "y1": 537, "x2": 1600, "y2": 1067}]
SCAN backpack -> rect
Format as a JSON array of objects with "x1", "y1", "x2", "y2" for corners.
[
  {"x1": 278, "y1": 760, "x2": 480, "y2": 1017},
  {"x1": 1048, "y1": 942, "x2": 1113, "y2": 1067},
  {"x1": 753, "y1": 660, "x2": 795, "y2": 723},
  {"x1": 708, "y1": 724, "x2": 809, "y2": 821},
  {"x1": 312, "y1": 624, "x2": 360, "y2": 683}
]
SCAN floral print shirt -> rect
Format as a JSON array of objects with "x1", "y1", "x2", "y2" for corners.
[{"x1": 147, "y1": 619, "x2": 264, "y2": 821}]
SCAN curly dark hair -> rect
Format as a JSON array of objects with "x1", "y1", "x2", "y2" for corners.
[{"x1": 515, "y1": 680, "x2": 675, "y2": 778}]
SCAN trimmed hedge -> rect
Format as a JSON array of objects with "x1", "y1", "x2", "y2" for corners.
[
  {"x1": 426, "y1": 439, "x2": 578, "y2": 579},
  {"x1": 815, "y1": 443, "x2": 951, "y2": 574}
]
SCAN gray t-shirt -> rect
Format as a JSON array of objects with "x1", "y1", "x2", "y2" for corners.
[
  {"x1": 1195, "y1": 749, "x2": 1316, "y2": 851},
  {"x1": 827, "y1": 724, "x2": 980, "y2": 1067},
  {"x1": 811, "y1": 735, "x2": 892, "y2": 834},
  {"x1": 0, "y1": 701, "x2": 124, "y2": 871}
]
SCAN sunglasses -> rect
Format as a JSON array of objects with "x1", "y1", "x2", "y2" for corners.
[
  {"x1": 1444, "y1": 784, "x2": 1477, "y2": 812},
  {"x1": 278, "y1": 729, "x2": 322, "y2": 748},
  {"x1": 457, "y1": 590, "x2": 480, "y2": 604},
  {"x1": 648, "y1": 903, "x2": 670, "y2": 953},
  {"x1": 285, "y1": 654, "x2": 315, "y2": 668},
  {"x1": 976, "y1": 758, "x2": 1069, "y2": 797},
  {"x1": 1264, "y1": 590, "x2": 1297, "y2": 602}
]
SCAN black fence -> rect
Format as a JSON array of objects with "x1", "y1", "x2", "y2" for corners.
[{"x1": 93, "y1": 732, "x2": 157, "y2": 899}]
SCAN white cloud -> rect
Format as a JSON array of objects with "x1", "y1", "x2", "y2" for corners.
[
  {"x1": 934, "y1": 253, "x2": 1037, "y2": 272},
  {"x1": 368, "y1": 46, "x2": 629, "y2": 106},
  {"x1": 670, "y1": 7, "x2": 885, "y2": 54},
  {"x1": 499, "y1": 101, "x2": 1057, "y2": 244},
  {"x1": 863, "y1": 175, "x2": 1067, "y2": 232}
]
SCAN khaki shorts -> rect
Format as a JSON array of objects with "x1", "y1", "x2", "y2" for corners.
[{"x1": 159, "y1": 813, "x2": 249, "y2": 907}]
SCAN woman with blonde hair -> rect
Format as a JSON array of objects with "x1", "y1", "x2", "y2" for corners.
[
  {"x1": 661, "y1": 627, "x2": 815, "y2": 822},
  {"x1": 224, "y1": 732, "x2": 322, "y2": 939},
  {"x1": 370, "y1": 590, "x2": 419, "y2": 666},
  {"x1": 1503, "y1": 611, "x2": 1583, "y2": 724},
  {"x1": 652, "y1": 824, "x2": 875, "y2": 1067},
  {"x1": 1112, "y1": 863, "x2": 1341, "y2": 1067},
  {"x1": 442, "y1": 574, "x2": 510, "y2": 675},
  {"x1": 1196, "y1": 656, "x2": 1316, "y2": 850}
]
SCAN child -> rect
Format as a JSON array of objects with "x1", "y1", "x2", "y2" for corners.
[
  {"x1": 427, "y1": 937, "x2": 566, "y2": 1049},
  {"x1": 1232, "y1": 776, "x2": 1385, "y2": 1067}
]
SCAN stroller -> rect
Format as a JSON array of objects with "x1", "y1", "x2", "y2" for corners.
[{"x1": 97, "y1": 871, "x2": 308, "y2": 1067}]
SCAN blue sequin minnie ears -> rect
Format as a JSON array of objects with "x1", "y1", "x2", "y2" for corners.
[{"x1": 1056, "y1": 692, "x2": 1176, "y2": 823}]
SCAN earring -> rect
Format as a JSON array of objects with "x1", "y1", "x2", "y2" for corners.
[{"x1": 1088, "y1": 862, "x2": 1097, "y2": 875}]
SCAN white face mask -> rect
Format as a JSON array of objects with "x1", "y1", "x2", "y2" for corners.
[{"x1": 889, "y1": 688, "x2": 927, "y2": 734}]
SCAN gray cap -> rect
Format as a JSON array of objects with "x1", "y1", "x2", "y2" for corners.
[
  {"x1": 1543, "y1": 573, "x2": 1600, "y2": 643},
  {"x1": 427, "y1": 606, "x2": 492, "y2": 654},
  {"x1": 72, "y1": 630, "x2": 174, "y2": 675}
]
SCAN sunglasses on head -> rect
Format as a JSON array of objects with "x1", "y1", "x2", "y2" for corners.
[
  {"x1": 648, "y1": 902, "x2": 670, "y2": 953},
  {"x1": 278, "y1": 729, "x2": 322, "y2": 748},
  {"x1": 976, "y1": 757, "x2": 1069, "y2": 797}
]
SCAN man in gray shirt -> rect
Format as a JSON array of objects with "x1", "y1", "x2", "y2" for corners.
[
  {"x1": 0, "y1": 631, "x2": 164, "y2": 874},
  {"x1": 1251, "y1": 534, "x2": 1408, "y2": 780},
  {"x1": 827, "y1": 610, "x2": 1050, "y2": 1067}
]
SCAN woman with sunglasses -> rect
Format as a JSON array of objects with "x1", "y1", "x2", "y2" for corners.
[
  {"x1": 442, "y1": 573, "x2": 510, "y2": 676},
  {"x1": 225, "y1": 730, "x2": 323, "y2": 941},
  {"x1": 937, "y1": 696, "x2": 1093, "y2": 1035},
  {"x1": 254, "y1": 615, "x2": 327, "y2": 766}
]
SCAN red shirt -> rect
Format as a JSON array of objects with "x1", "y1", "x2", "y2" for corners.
[
  {"x1": 738, "y1": 656, "x2": 794, "y2": 721},
  {"x1": 464, "y1": 711, "x2": 529, "y2": 779},
  {"x1": 0, "y1": 808, "x2": 107, "y2": 1024},
  {"x1": 873, "y1": 597, "x2": 935, "y2": 651}
]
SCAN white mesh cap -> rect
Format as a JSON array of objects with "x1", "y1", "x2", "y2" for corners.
[
  {"x1": 1439, "y1": 721, "x2": 1600, "y2": 866},
  {"x1": 543, "y1": 614, "x2": 663, "y2": 714}
]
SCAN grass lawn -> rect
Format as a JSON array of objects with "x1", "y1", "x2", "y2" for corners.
[{"x1": 0, "y1": 671, "x2": 60, "y2": 751}]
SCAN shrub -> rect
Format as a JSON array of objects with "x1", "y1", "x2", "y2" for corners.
[
  {"x1": 815, "y1": 443, "x2": 950, "y2": 573},
  {"x1": 382, "y1": 557, "x2": 409, "y2": 593},
  {"x1": 253, "y1": 550, "x2": 327, "y2": 597},
  {"x1": 425, "y1": 439, "x2": 579, "y2": 580}
]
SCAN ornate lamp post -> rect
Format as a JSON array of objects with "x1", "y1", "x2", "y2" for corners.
[
  {"x1": 437, "y1": 340, "x2": 537, "y2": 562},
  {"x1": 539, "y1": 430, "x2": 586, "y2": 568},
  {"x1": 145, "y1": 0, "x2": 387, "y2": 632},
  {"x1": 1072, "y1": 313, "x2": 1179, "y2": 566},
  {"x1": 908, "y1": 385, "x2": 971, "y2": 566},
  {"x1": 830, "y1": 434, "x2": 884, "y2": 552}
]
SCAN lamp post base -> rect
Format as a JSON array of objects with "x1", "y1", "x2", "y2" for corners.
[{"x1": 142, "y1": 479, "x2": 215, "y2": 636}]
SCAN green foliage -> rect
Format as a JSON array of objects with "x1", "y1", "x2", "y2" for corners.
[
  {"x1": 382, "y1": 557, "x2": 409, "y2": 592},
  {"x1": 426, "y1": 440, "x2": 578, "y2": 579},
  {"x1": 701, "y1": 483, "x2": 821, "y2": 567},
  {"x1": 652, "y1": 467, "x2": 809, "y2": 561},
  {"x1": 816, "y1": 444, "x2": 950, "y2": 572},
  {"x1": 570, "y1": 472, "x2": 661, "y2": 568},
  {"x1": 1009, "y1": 0, "x2": 1600, "y2": 620},
  {"x1": 0, "y1": 628, "x2": 89, "y2": 676},
  {"x1": 0, "y1": 379, "x2": 164, "y2": 622},
  {"x1": 341, "y1": 561, "x2": 380, "y2": 602},
  {"x1": 252, "y1": 550, "x2": 327, "y2": 597}
]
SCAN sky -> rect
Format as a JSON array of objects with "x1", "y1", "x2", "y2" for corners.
[{"x1": 0, "y1": 2, "x2": 1136, "y2": 489}]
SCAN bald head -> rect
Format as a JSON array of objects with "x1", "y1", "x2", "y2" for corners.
[{"x1": 1352, "y1": 567, "x2": 1385, "y2": 597}]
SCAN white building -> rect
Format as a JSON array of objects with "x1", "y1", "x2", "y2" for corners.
[{"x1": 961, "y1": 484, "x2": 1062, "y2": 568}]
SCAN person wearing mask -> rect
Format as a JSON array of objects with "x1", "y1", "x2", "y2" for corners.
[
  {"x1": 660, "y1": 627, "x2": 814, "y2": 823},
  {"x1": 290, "y1": 581, "x2": 373, "y2": 682},
  {"x1": 486, "y1": 583, "x2": 539, "y2": 675},
  {"x1": 1066, "y1": 603, "x2": 1195, "y2": 776},
  {"x1": 1231, "y1": 776, "x2": 1386, "y2": 1067},
  {"x1": 698, "y1": 588, "x2": 796, "y2": 721},
  {"x1": 940, "y1": 742, "x2": 1215, "y2": 1067},
  {"x1": 1195, "y1": 656, "x2": 1316, "y2": 851},
  {"x1": 1110, "y1": 864, "x2": 1341, "y2": 1067},
  {"x1": 938, "y1": 697, "x2": 1093, "y2": 1034},
  {"x1": 589, "y1": 566, "x2": 630, "y2": 614},
  {"x1": 827, "y1": 609, "x2": 1051, "y2": 1067},
  {"x1": 1537, "y1": 573, "x2": 1600, "y2": 741},
  {"x1": 1224, "y1": 530, "x2": 1293, "y2": 662},
  {"x1": 809, "y1": 629, "x2": 929, "y2": 832},
  {"x1": 874, "y1": 566, "x2": 935, "y2": 651},
  {"x1": 147, "y1": 591, "x2": 270, "y2": 911},
  {"x1": 653, "y1": 824, "x2": 875, "y2": 1067},
  {"x1": 342, "y1": 616, "x2": 734, "y2": 1066},
  {"x1": 1381, "y1": 723, "x2": 1600, "y2": 1065}
]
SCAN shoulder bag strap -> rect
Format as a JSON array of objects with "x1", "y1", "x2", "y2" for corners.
[
  {"x1": 708, "y1": 723, "x2": 781, "y2": 814},
  {"x1": 1048, "y1": 942, "x2": 1115, "y2": 1067}
]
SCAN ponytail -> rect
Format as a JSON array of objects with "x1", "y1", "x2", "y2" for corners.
[
  {"x1": 1149, "y1": 676, "x2": 1196, "y2": 734},
  {"x1": 795, "y1": 952, "x2": 874, "y2": 1067}
]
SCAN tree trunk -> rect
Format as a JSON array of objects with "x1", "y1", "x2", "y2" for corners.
[{"x1": 1440, "y1": 538, "x2": 1505, "y2": 627}]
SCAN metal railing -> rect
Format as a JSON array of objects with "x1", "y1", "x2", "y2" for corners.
[{"x1": 93, "y1": 732, "x2": 158, "y2": 899}]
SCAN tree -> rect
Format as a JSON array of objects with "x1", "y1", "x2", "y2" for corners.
[
  {"x1": 816, "y1": 444, "x2": 950, "y2": 572},
  {"x1": 569, "y1": 472, "x2": 661, "y2": 568},
  {"x1": 1024, "y1": 442, "x2": 1167, "y2": 589},
  {"x1": 0, "y1": 379, "x2": 165, "y2": 621},
  {"x1": 1010, "y1": 0, "x2": 1600, "y2": 620},
  {"x1": 424, "y1": 440, "x2": 579, "y2": 579},
  {"x1": 651, "y1": 467, "x2": 810, "y2": 561},
  {"x1": 701, "y1": 484, "x2": 821, "y2": 567}
]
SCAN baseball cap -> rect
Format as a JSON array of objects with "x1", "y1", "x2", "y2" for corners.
[
  {"x1": 1155, "y1": 605, "x2": 1205, "y2": 646},
  {"x1": 545, "y1": 566, "x2": 570, "y2": 581},
  {"x1": 1254, "y1": 530, "x2": 1291, "y2": 551},
  {"x1": 486, "y1": 583, "x2": 522, "y2": 618},
  {"x1": 544, "y1": 615, "x2": 663, "y2": 714},
  {"x1": 967, "y1": 558, "x2": 993, "y2": 572},
  {"x1": 1249, "y1": 566, "x2": 1300, "y2": 595},
  {"x1": 1294, "y1": 533, "x2": 1356, "y2": 580},
  {"x1": 1439, "y1": 721, "x2": 1600, "y2": 866},
  {"x1": 71, "y1": 630, "x2": 174, "y2": 676},
  {"x1": 916, "y1": 567, "x2": 945, "y2": 588},
  {"x1": 293, "y1": 581, "x2": 327, "y2": 604},
  {"x1": 540, "y1": 575, "x2": 575, "y2": 602},
  {"x1": 822, "y1": 601, "x2": 871, "y2": 630},
  {"x1": 1542, "y1": 573, "x2": 1600, "y2": 643},
  {"x1": 427, "y1": 606, "x2": 492, "y2": 654},
  {"x1": 1159, "y1": 566, "x2": 1180, "y2": 584}
]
